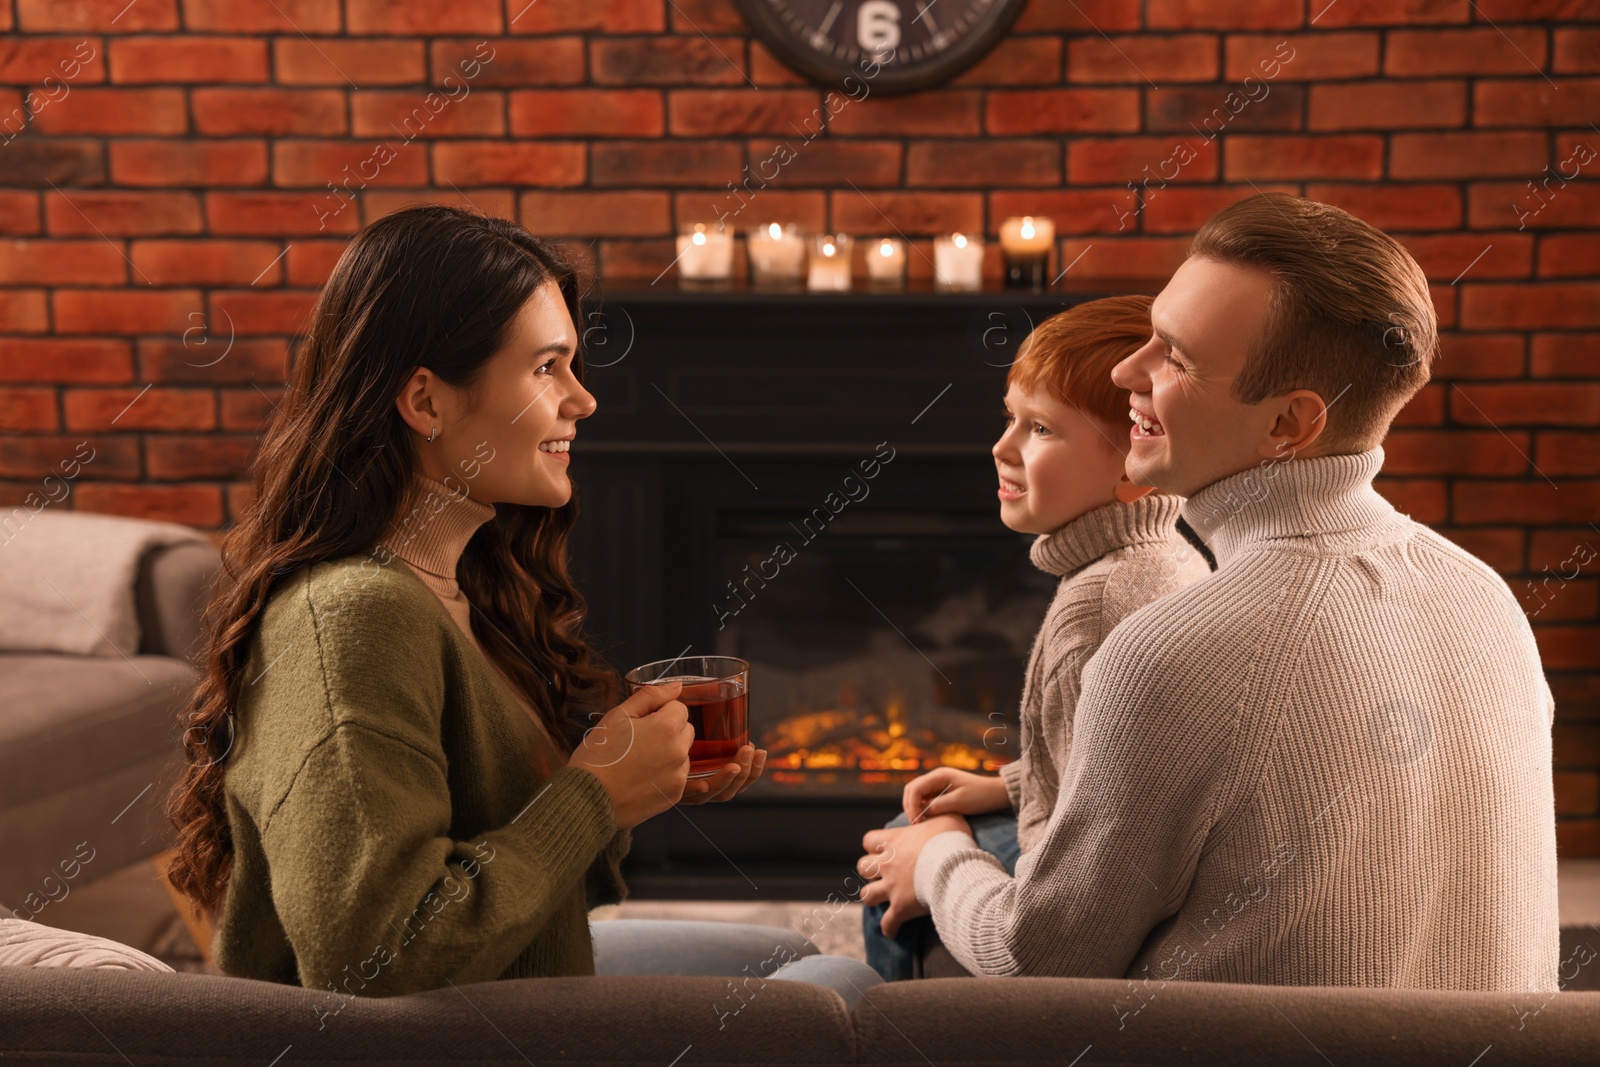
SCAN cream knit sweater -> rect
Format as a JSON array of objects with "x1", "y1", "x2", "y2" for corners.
[
  {"x1": 915, "y1": 445, "x2": 1561, "y2": 991},
  {"x1": 1000, "y1": 493, "x2": 1214, "y2": 855}
]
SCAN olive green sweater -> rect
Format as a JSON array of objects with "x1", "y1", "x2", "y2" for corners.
[{"x1": 212, "y1": 546, "x2": 630, "y2": 996}]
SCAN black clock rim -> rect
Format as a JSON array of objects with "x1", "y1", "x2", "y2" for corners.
[{"x1": 731, "y1": 0, "x2": 1030, "y2": 97}]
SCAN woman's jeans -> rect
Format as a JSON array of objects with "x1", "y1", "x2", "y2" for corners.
[
  {"x1": 590, "y1": 918, "x2": 883, "y2": 1010},
  {"x1": 860, "y1": 811, "x2": 1021, "y2": 981}
]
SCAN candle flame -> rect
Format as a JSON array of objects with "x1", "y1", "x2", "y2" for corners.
[
  {"x1": 823, "y1": 241, "x2": 836, "y2": 256},
  {"x1": 878, "y1": 240, "x2": 894, "y2": 256},
  {"x1": 691, "y1": 230, "x2": 706, "y2": 245},
  {"x1": 952, "y1": 233, "x2": 967, "y2": 248},
  {"x1": 1020, "y1": 218, "x2": 1035, "y2": 239},
  {"x1": 768, "y1": 222, "x2": 782, "y2": 239}
]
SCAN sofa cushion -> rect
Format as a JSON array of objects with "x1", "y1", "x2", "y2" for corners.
[
  {"x1": 0, "y1": 916, "x2": 172, "y2": 972},
  {"x1": 0, "y1": 970, "x2": 857, "y2": 1065},
  {"x1": 853, "y1": 976, "x2": 1600, "y2": 1065},
  {"x1": 0, "y1": 652, "x2": 193, "y2": 811},
  {"x1": 0, "y1": 510, "x2": 210, "y2": 658}
]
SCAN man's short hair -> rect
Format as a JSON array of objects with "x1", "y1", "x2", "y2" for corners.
[
  {"x1": 1006, "y1": 294, "x2": 1155, "y2": 435},
  {"x1": 1190, "y1": 193, "x2": 1438, "y2": 452}
]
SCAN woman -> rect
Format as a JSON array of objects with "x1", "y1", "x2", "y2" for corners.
[{"x1": 164, "y1": 205, "x2": 879, "y2": 1003}]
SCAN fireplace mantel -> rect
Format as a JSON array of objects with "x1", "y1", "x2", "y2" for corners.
[{"x1": 573, "y1": 277, "x2": 1163, "y2": 455}]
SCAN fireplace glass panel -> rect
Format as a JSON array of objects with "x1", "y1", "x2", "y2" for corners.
[{"x1": 710, "y1": 509, "x2": 1053, "y2": 798}]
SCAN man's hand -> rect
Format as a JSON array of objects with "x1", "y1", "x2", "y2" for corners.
[
  {"x1": 678, "y1": 744, "x2": 768, "y2": 804},
  {"x1": 856, "y1": 813, "x2": 973, "y2": 939}
]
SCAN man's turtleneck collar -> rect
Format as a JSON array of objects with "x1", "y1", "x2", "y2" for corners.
[
  {"x1": 1180, "y1": 445, "x2": 1398, "y2": 569},
  {"x1": 1030, "y1": 491, "x2": 1190, "y2": 578},
  {"x1": 379, "y1": 471, "x2": 497, "y2": 592}
]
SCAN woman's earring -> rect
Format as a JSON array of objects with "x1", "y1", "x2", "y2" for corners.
[
  {"x1": 427, "y1": 426, "x2": 439, "y2": 443},
  {"x1": 1114, "y1": 474, "x2": 1153, "y2": 503}
]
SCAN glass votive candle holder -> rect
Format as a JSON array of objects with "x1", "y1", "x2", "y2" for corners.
[
  {"x1": 807, "y1": 234, "x2": 853, "y2": 291},
  {"x1": 746, "y1": 221, "x2": 806, "y2": 288},
  {"x1": 865, "y1": 237, "x2": 906, "y2": 288},
  {"x1": 676, "y1": 222, "x2": 733, "y2": 285},
  {"x1": 999, "y1": 215, "x2": 1054, "y2": 289},
  {"x1": 933, "y1": 232, "x2": 984, "y2": 291}
]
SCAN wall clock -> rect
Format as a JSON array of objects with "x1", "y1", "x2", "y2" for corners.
[{"x1": 733, "y1": 0, "x2": 1030, "y2": 95}]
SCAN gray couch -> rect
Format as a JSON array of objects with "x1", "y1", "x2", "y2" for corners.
[
  {"x1": 3, "y1": 523, "x2": 1596, "y2": 1063},
  {"x1": 4, "y1": 966, "x2": 1597, "y2": 1064},
  {"x1": 0, "y1": 535, "x2": 221, "y2": 910}
]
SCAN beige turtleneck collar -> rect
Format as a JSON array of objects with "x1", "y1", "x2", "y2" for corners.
[
  {"x1": 380, "y1": 471, "x2": 497, "y2": 600},
  {"x1": 1182, "y1": 445, "x2": 1397, "y2": 569},
  {"x1": 1029, "y1": 491, "x2": 1190, "y2": 578}
]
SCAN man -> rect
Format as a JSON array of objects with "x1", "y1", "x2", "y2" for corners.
[{"x1": 857, "y1": 192, "x2": 1560, "y2": 991}]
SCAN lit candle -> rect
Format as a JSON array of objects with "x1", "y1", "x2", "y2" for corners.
[
  {"x1": 934, "y1": 232, "x2": 984, "y2": 291},
  {"x1": 807, "y1": 234, "x2": 853, "y2": 291},
  {"x1": 746, "y1": 221, "x2": 806, "y2": 287},
  {"x1": 998, "y1": 215, "x2": 1054, "y2": 289},
  {"x1": 676, "y1": 223, "x2": 733, "y2": 283},
  {"x1": 866, "y1": 237, "x2": 906, "y2": 287}
]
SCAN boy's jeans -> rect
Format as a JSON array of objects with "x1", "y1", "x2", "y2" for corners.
[{"x1": 860, "y1": 810, "x2": 1021, "y2": 982}]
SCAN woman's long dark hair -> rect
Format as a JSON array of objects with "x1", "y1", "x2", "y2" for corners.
[{"x1": 164, "y1": 204, "x2": 618, "y2": 916}]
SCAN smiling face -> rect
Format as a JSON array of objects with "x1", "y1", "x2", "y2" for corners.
[
  {"x1": 398, "y1": 281, "x2": 596, "y2": 507},
  {"x1": 992, "y1": 381, "x2": 1128, "y2": 535},
  {"x1": 1110, "y1": 256, "x2": 1290, "y2": 499}
]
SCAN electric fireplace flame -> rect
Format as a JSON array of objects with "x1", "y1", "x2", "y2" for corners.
[{"x1": 761, "y1": 691, "x2": 1010, "y2": 790}]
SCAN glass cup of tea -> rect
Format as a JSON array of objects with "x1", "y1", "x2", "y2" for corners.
[{"x1": 623, "y1": 655, "x2": 749, "y2": 779}]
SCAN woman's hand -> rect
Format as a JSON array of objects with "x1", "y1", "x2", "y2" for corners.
[
  {"x1": 902, "y1": 767, "x2": 1011, "y2": 822},
  {"x1": 567, "y1": 681, "x2": 693, "y2": 830},
  {"x1": 678, "y1": 744, "x2": 768, "y2": 805}
]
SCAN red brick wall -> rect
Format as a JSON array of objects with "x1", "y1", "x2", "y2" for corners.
[{"x1": 0, "y1": 0, "x2": 1596, "y2": 853}]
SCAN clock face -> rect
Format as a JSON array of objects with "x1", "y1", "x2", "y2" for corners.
[{"x1": 735, "y1": 0, "x2": 1029, "y2": 95}]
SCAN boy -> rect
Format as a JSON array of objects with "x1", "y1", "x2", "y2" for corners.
[{"x1": 861, "y1": 295, "x2": 1214, "y2": 980}]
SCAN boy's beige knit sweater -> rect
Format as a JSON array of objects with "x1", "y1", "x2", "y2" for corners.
[
  {"x1": 915, "y1": 445, "x2": 1561, "y2": 991},
  {"x1": 1000, "y1": 493, "x2": 1215, "y2": 855}
]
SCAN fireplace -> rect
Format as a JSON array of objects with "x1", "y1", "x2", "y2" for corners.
[
  {"x1": 714, "y1": 505, "x2": 1043, "y2": 800},
  {"x1": 567, "y1": 278, "x2": 1144, "y2": 897}
]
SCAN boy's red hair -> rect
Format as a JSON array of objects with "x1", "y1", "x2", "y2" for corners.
[{"x1": 1005, "y1": 294, "x2": 1155, "y2": 434}]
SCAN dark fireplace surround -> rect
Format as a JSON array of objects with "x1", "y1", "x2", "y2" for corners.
[{"x1": 569, "y1": 279, "x2": 1145, "y2": 899}]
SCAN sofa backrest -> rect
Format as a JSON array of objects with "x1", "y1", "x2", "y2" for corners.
[
  {"x1": 0, "y1": 969, "x2": 857, "y2": 1065},
  {"x1": 3, "y1": 966, "x2": 1597, "y2": 1065},
  {"x1": 854, "y1": 976, "x2": 1600, "y2": 1065},
  {"x1": 135, "y1": 540, "x2": 223, "y2": 664}
]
